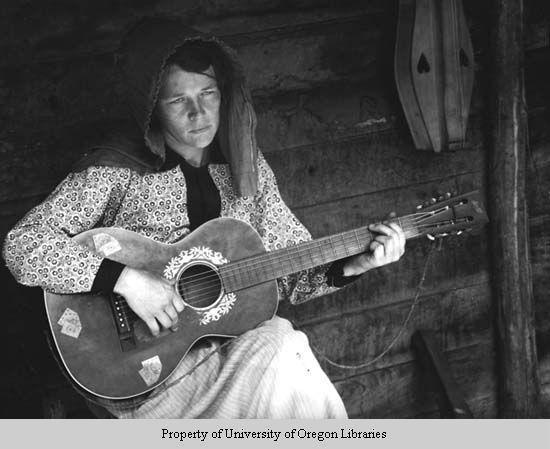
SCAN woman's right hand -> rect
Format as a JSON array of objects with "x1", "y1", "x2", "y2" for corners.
[{"x1": 113, "y1": 267, "x2": 185, "y2": 336}]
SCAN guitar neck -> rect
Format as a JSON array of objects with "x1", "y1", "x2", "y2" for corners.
[{"x1": 221, "y1": 219, "x2": 419, "y2": 292}]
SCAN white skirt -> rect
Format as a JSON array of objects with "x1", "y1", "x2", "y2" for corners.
[{"x1": 105, "y1": 316, "x2": 347, "y2": 419}]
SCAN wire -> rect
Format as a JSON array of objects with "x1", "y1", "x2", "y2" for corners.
[{"x1": 303, "y1": 240, "x2": 436, "y2": 370}]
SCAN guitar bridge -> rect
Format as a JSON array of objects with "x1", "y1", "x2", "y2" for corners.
[{"x1": 110, "y1": 293, "x2": 136, "y2": 352}]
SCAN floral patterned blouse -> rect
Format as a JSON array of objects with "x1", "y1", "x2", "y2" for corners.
[{"x1": 3, "y1": 152, "x2": 340, "y2": 305}]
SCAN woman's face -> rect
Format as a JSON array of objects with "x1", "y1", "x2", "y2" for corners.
[{"x1": 155, "y1": 65, "x2": 221, "y2": 153}]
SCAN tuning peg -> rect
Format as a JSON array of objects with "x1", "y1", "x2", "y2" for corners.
[
  {"x1": 427, "y1": 231, "x2": 452, "y2": 241},
  {"x1": 434, "y1": 192, "x2": 452, "y2": 202},
  {"x1": 416, "y1": 204, "x2": 423, "y2": 210},
  {"x1": 430, "y1": 197, "x2": 437, "y2": 204}
]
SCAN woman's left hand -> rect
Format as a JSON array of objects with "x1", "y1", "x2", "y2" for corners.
[{"x1": 342, "y1": 213, "x2": 406, "y2": 276}]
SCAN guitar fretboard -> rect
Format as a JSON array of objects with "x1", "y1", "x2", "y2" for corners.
[{"x1": 220, "y1": 219, "x2": 418, "y2": 292}]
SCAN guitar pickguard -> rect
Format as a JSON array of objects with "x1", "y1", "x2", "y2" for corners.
[
  {"x1": 163, "y1": 246, "x2": 229, "y2": 280},
  {"x1": 198, "y1": 293, "x2": 237, "y2": 325},
  {"x1": 163, "y1": 246, "x2": 236, "y2": 326}
]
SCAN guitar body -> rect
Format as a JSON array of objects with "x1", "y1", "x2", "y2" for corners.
[{"x1": 45, "y1": 218, "x2": 278, "y2": 400}]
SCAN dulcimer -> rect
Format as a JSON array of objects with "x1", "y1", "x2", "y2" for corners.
[
  {"x1": 395, "y1": 0, "x2": 474, "y2": 152},
  {"x1": 45, "y1": 191, "x2": 488, "y2": 400}
]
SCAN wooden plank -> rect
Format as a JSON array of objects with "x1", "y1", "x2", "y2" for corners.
[
  {"x1": 541, "y1": 354, "x2": 550, "y2": 389},
  {"x1": 0, "y1": 77, "x2": 399, "y2": 201},
  {"x1": 293, "y1": 172, "x2": 484, "y2": 235},
  {"x1": 278, "y1": 239, "x2": 489, "y2": 330},
  {"x1": 0, "y1": 8, "x2": 487, "y2": 144},
  {"x1": 530, "y1": 219, "x2": 550, "y2": 358},
  {"x1": 2, "y1": 1, "x2": 546, "y2": 158},
  {"x1": 488, "y1": 0, "x2": 541, "y2": 417},
  {"x1": 0, "y1": 157, "x2": 484, "y2": 227},
  {"x1": 9, "y1": 0, "x2": 550, "y2": 69},
  {"x1": 200, "y1": 5, "x2": 388, "y2": 39},
  {"x1": 526, "y1": 46, "x2": 550, "y2": 370},
  {"x1": 0, "y1": 118, "x2": 485, "y2": 204},
  {"x1": 524, "y1": 0, "x2": 550, "y2": 51},
  {"x1": 0, "y1": 66, "x2": 486, "y2": 156},
  {"x1": 0, "y1": 1, "x2": 389, "y2": 67},
  {"x1": 294, "y1": 280, "x2": 494, "y2": 417},
  {"x1": 526, "y1": 48, "x2": 550, "y2": 112},
  {"x1": 0, "y1": 122, "x2": 486, "y2": 235},
  {"x1": 0, "y1": 18, "x2": 389, "y2": 141},
  {"x1": 0, "y1": 79, "x2": 484, "y2": 161},
  {"x1": 509, "y1": 42, "x2": 550, "y2": 133},
  {"x1": 411, "y1": 394, "x2": 497, "y2": 419},
  {"x1": 526, "y1": 142, "x2": 550, "y2": 218},
  {"x1": 0, "y1": 12, "x2": 388, "y2": 99},
  {"x1": 286, "y1": 282, "x2": 492, "y2": 376},
  {"x1": 411, "y1": 330, "x2": 474, "y2": 418},
  {"x1": 234, "y1": 18, "x2": 386, "y2": 93},
  {"x1": 259, "y1": 88, "x2": 481, "y2": 151},
  {"x1": 333, "y1": 341, "x2": 496, "y2": 418},
  {"x1": 255, "y1": 80, "x2": 397, "y2": 151},
  {"x1": 540, "y1": 354, "x2": 550, "y2": 417},
  {"x1": 265, "y1": 134, "x2": 483, "y2": 209},
  {"x1": 0, "y1": 78, "x2": 397, "y2": 183},
  {"x1": 516, "y1": 129, "x2": 549, "y2": 356}
]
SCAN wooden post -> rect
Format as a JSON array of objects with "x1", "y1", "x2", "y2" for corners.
[
  {"x1": 488, "y1": 0, "x2": 541, "y2": 417},
  {"x1": 412, "y1": 331, "x2": 474, "y2": 418}
]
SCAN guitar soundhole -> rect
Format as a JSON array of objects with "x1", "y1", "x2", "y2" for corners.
[{"x1": 176, "y1": 263, "x2": 222, "y2": 310}]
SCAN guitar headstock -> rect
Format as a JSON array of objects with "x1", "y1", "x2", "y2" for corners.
[{"x1": 403, "y1": 190, "x2": 488, "y2": 240}]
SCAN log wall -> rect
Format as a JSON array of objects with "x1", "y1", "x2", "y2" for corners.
[
  {"x1": 525, "y1": 0, "x2": 550, "y2": 412},
  {"x1": 0, "y1": 0, "x2": 547, "y2": 417}
]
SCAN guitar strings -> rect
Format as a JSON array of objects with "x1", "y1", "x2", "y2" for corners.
[
  {"x1": 175, "y1": 219, "x2": 453, "y2": 293},
  {"x1": 174, "y1": 221, "x2": 416, "y2": 296},
  {"x1": 112, "y1": 206, "x2": 464, "y2": 314},
  {"x1": 113, "y1": 220, "x2": 458, "y2": 313},
  {"x1": 167, "y1": 207, "x2": 455, "y2": 291},
  {"x1": 172, "y1": 207, "x2": 454, "y2": 286},
  {"x1": 114, "y1": 223, "x2": 453, "y2": 319},
  {"x1": 175, "y1": 211, "x2": 452, "y2": 287},
  {"x1": 115, "y1": 221, "x2": 457, "y2": 314},
  {"x1": 172, "y1": 227, "x2": 441, "y2": 308}
]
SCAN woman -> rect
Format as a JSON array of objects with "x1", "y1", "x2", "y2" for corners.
[{"x1": 3, "y1": 16, "x2": 405, "y2": 418}]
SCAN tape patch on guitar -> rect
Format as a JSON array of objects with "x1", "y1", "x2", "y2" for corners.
[
  {"x1": 139, "y1": 355, "x2": 162, "y2": 386},
  {"x1": 57, "y1": 307, "x2": 82, "y2": 339},
  {"x1": 92, "y1": 233, "x2": 122, "y2": 257}
]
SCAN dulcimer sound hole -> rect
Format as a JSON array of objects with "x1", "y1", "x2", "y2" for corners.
[
  {"x1": 176, "y1": 263, "x2": 222, "y2": 310},
  {"x1": 417, "y1": 53, "x2": 431, "y2": 74}
]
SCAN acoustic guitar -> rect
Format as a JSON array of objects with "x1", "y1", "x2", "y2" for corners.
[{"x1": 45, "y1": 191, "x2": 488, "y2": 401}]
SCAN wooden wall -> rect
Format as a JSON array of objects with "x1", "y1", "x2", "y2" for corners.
[
  {"x1": 0, "y1": 0, "x2": 547, "y2": 418},
  {"x1": 525, "y1": 0, "x2": 550, "y2": 415}
]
